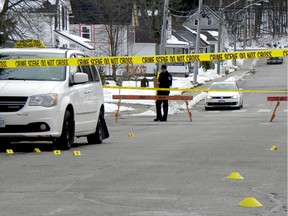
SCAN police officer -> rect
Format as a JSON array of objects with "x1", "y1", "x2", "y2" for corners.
[{"x1": 154, "y1": 64, "x2": 173, "y2": 122}]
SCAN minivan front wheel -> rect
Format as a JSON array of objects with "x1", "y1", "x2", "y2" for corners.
[
  {"x1": 87, "y1": 112, "x2": 103, "y2": 144},
  {"x1": 53, "y1": 110, "x2": 75, "y2": 150}
]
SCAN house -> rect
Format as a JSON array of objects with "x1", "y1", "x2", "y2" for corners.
[
  {"x1": 69, "y1": 0, "x2": 133, "y2": 76},
  {"x1": 182, "y1": 5, "x2": 226, "y2": 53},
  {"x1": 2, "y1": 0, "x2": 71, "y2": 47},
  {"x1": 69, "y1": 0, "x2": 133, "y2": 56},
  {"x1": 134, "y1": 12, "x2": 209, "y2": 77}
]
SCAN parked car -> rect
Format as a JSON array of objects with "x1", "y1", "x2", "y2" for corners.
[
  {"x1": 205, "y1": 81, "x2": 243, "y2": 110},
  {"x1": 0, "y1": 47, "x2": 109, "y2": 149},
  {"x1": 267, "y1": 57, "x2": 283, "y2": 64}
]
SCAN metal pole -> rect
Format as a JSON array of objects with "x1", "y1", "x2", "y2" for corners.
[
  {"x1": 233, "y1": 4, "x2": 237, "y2": 66},
  {"x1": 243, "y1": 0, "x2": 248, "y2": 50},
  {"x1": 193, "y1": 0, "x2": 202, "y2": 84},
  {"x1": 249, "y1": 6, "x2": 252, "y2": 46},
  {"x1": 158, "y1": 0, "x2": 169, "y2": 71},
  {"x1": 160, "y1": 0, "x2": 169, "y2": 55},
  {"x1": 216, "y1": 0, "x2": 222, "y2": 75}
]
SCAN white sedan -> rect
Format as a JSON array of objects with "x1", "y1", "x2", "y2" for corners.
[{"x1": 205, "y1": 81, "x2": 243, "y2": 110}]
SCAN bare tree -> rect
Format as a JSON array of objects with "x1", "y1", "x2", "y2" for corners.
[
  {"x1": 70, "y1": 0, "x2": 133, "y2": 82},
  {"x1": 0, "y1": 0, "x2": 53, "y2": 46}
]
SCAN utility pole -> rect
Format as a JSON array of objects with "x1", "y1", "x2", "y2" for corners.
[
  {"x1": 160, "y1": 0, "x2": 169, "y2": 56},
  {"x1": 158, "y1": 0, "x2": 169, "y2": 72},
  {"x1": 243, "y1": 0, "x2": 248, "y2": 50},
  {"x1": 193, "y1": 0, "x2": 202, "y2": 84},
  {"x1": 216, "y1": 0, "x2": 222, "y2": 75},
  {"x1": 249, "y1": 6, "x2": 252, "y2": 46}
]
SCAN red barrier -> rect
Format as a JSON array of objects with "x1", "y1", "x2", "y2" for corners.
[
  {"x1": 267, "y1": 96, "x2": 288, "y2": 122},
  {"x1": 112, "y1": 95, "x2": 193, "y2": 123}
]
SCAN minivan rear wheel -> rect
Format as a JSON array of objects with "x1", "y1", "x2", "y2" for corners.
[{"x1": 87, "y1": 112, "x2": 104, "y2": 144}]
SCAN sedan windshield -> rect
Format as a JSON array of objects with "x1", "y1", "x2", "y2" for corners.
[
  {"x1": 0, "y1": 53, "x2": 65, "y2": 81},
  {"x1": 209, "y1": 83, "x2": 238, "y2": 90}
]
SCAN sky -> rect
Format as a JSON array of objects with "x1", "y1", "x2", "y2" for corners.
[{"x1": 103, "y1": 36, "x2": 288, "y2": 117}]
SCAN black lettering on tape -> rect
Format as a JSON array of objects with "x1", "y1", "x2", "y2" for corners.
[
  {"x1": 185, "y1": 55, "x2": 200, "y2": 62},
  {"x1": 224, "y1": 53, "x2": 238, "y2": 59},
  {"x1": 176, "y1": 55, "x2": 184, "y2": 62},
  {"x1": 47, "y1": 60, "x2": 55, "y2": 66},
  {"x1": 28, "y1": 60, "x2": 40, "y2": 67},
  {"x1": 90, "y1": 58, "x2": 103, "y2": 65},
  {"x1": 56, "y1": 59, "x2": 68, "y2": 66},
  {"x1": 77, "y1": 59, "x2": 89, "y2": 66},
  {"x1": 40, "y1": 60, "x2": 47, "y2": 66},
  {"x1": 111, "y1": 58, "x2": 118, "y2": 64},
  {"x1": 104, "y1": 58, "x2": 110, "y2": 64},
  {"x1": 15, "y1": 60, "x2": 27, "y2": 67},
  {"x1": 155, "y1": 56, "x2": 168, "y2": 63},
  {"x1": 209, "y1": 54, "x2": 222, "y2": 60},
  {"x1": 142, "y1": 57, "x2": 155, "y2": 63},
  {"x1": 0, "y1": 61, "x2": 7, "y2": 68},
  {"x1": 246, "y1": 52, "x2": 256, "y2": 58},
  {"x1": 239, "y1": 53, "x2": 246, "y2": 58},
  {"x1": 257, "y1": 51, "x2": 272, "y2": 58},
  {"x1": 120, "y1": 57, "x2": 133, "y2": 64}
]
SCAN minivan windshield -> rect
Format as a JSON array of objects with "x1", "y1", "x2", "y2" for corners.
[{"x1": 0, "y1": 53, "x2": 65, "y2": 81}]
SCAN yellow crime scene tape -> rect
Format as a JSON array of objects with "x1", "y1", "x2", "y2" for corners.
[
  {"x1": 0, "y1": 49, "x2": 287, "y2": 68},
  {"x1": 103, "y1": 86, "x2": 288, "y2": 93}
]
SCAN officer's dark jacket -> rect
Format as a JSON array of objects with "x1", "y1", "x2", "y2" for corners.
[{"x1": 157, "y1": 71, "x2": 172, "y2": 96}]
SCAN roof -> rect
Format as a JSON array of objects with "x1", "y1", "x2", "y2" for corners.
[
  {"x1": 54, "y1": 30, "x2": 94, "y2": 50},
  {"x1": 172, "y1": 24, "x2": 210, "y2": 48},
  {"x1": 201, "y1": 31, "x2": 217, "y2": 42},
  {"x1": 0, "y1": 48, "x2": 82, "y2": 55},
  {"x1": 184, "y1": 5, "x2": 225, "y2": 26},
  {"x1": 70, "y1": 0, "x2": 133, "y2": 25}
]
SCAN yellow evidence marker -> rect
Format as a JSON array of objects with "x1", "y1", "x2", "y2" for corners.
[
  {"x1": 128, "y1": 133, "x2": 135, "y2": 137},
  {"x1": 53, "y1": 150, "x2": 61, "y2": 155},
  {"x1": 6, "y1": 149, "x2": 14, "y2": 154},
  {"x1": 73, "y1": 151, "x2": 81, "y2": 156}
]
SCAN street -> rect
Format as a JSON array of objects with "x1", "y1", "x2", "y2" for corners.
[{"x1": 0, "y1": 58, "x2": 287, "y2": 216}]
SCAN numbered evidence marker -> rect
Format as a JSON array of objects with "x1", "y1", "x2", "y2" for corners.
[
  {"x1": 128, "y1": 133, "x2": 135, "y2": 138},
  {"x1": 73, "y1": 151, "x2": 81, "y2": 156},
  {"x1": 6, "y1": 149, "x2": 14, "y2": 154},
  {"x1": 53, "y1": 150, "x2": 61, "y2": 155},
  {"x1": 34, "y1": 148, "x2": 41, "y2": 153}
]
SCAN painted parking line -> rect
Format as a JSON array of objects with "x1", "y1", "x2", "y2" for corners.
[
  {"x1": 231, "y1": 109, "x2": 247, "y2": 112},
  {"x1": 257, "y1": 109, "x2": 271, "y2": 112}
]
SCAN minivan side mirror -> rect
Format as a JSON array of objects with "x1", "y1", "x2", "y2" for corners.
[{"x1": 73, "y1": 72, "x2": 88, "y2": 84}]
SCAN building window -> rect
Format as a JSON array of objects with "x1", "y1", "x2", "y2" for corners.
[
  {"x1": 210, "y1": 44, "x2": 215, "y2": 53},
  {"x1": 207, "y1": 19, "x2": 213, "y2": 26},
  {"x1": 81, "y1": 26, "x2": 91, "y2": 39},
  {"x1": 194, "y1": 19, "x2": 198, "y2": 26},
  {"x1": 62, "y1": 6, "x2": 67, "y2": 30}
]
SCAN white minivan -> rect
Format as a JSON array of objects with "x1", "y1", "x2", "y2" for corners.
[{"x1": 0, "y1": 48, "x2": 109, "y2": 150}]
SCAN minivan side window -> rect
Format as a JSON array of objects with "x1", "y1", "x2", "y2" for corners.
[
  {"x1": 90, "y1": 65, "x2": 100, "y2": 82},
  {"x1": 81, "y1": 65, "x2": 93, "y2": 82},
  {"x1": 73, "y1": 54, "x2": 94, "y2": 82}
]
